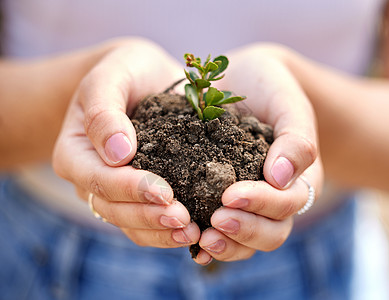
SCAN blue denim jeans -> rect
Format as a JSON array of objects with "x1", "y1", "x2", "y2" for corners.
[{"x1": 0, "y1": 177, "x2": 355, "y2": 300}]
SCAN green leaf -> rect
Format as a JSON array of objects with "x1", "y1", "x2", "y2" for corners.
[
  {"x1": 192, "y1": 61, "x2": 204, "y2": 70},
  {"x1": 185, "y1": 84, "x2": 203, "y2": 120},
  {"x1": 197, "y1": 108, "x2": 204, "y2": 120},
  {"x1": 185, "y1": 84, "x2": 199, "y2": 109},
  {"x1": 204, "y1": 61, "x2": 218, "y2": 73},
  {"x1": 208, "y1": 74, "x2": 225, "y2": 81},
  {"x1": 185, "y1": 70, "x2": 196, "y2": 84},
  {"x1": 195, "y1": 78, "x2": 211, "y2": 89},
  {"x1": 214, "y1": 96, "x2": 246, "y2": 105},
  {"x1": 191, "y1": 61, "x2": 203, "y2": 72},
  {"x1": 209, "y1": 55, "x2": 229, "y2": 79},
  {"x1": 203, "y1": 106, "x2": 225, "y2": 121},
  {"x1": 222, "y1": 91, "x2": 232, "y2": 99},
  {"x1": 204, "y1": 87, "x2": 224, "y2": 106},
  {"x1": 188, "y1": 70, "x2": 199, "y2": 81}
]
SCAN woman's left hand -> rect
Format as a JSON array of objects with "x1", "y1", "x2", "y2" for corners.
[{"x1": 193, "y1": 44, "x2": 324, "y2": 264}]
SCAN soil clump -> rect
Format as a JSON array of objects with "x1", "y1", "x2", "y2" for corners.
[{"x1": 130, "y1": 93, "x2": 273, "y2": 257}]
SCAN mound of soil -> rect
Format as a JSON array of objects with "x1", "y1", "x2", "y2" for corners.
[{"x1": 130, "y1": 93, "x2": 273, "y2": 257}]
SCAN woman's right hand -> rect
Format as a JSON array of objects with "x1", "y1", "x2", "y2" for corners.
[{"x1": 53, "y1": 38, "x2": 201, "y2": 249}]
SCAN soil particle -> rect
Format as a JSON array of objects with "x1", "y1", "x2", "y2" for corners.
[{"x1": 130, "y1": 93, "x2": 273, "y2": 257}]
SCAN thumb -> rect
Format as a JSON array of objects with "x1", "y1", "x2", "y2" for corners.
[
  {"x1": 263, "y1": 93, "x2": 318, "y2": 189},
  {"x1": 78, "y1": 40, "x2": 182, "y2": 167},
  {"x1": 218, "y1": 46, "x2": 319, "y2": 189},
  {"x1": 79, "y1": 58, "x2": 137, "y2": 167}
]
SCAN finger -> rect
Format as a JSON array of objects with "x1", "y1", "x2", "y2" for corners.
[
  {"x1": 123, "y1": 222, "x2": 200, "y2": 248},
  {"x1": 56, "y1": 107, "x2": 173, "y2": 205},
  {"x1": 55, "y1": 114, "x2": 174, "y2": 205},
  {"x1": 192, "y1": 250, "x2": 213, "y2": 266},
  {"x1": 199, "y1": 228, "x2": 256, "y2": 262},
  {"x1": 73, "y1": 164, "x2": 173, "y2": 205},
  {"x1": 264, "y1": 126, "x2": 317, "y2": 189},
  {"x1": 222, "y1": 156, "x2": 322, "y2": 220},
  {"x1": 211, "y1": 207, "x2": 293, "y2": 251},
  {"x1": 79, "y1": 60, "x2": 136, "y2": 167},
  {"x1": 222, "y1": 179, "x2": 308, "y2": 220},
  {"x1": 79, "y1": 42, "x2": 183, "y2": 167},
  {"x1": 90, "y1": 196, "x2": 190, "y2": 230},
  {"x1": 255, "y1": 65, "x2": 318, "y2": 189},
  {"x1": 258, "y1": 81, "x2": 318, "y2": 189}
]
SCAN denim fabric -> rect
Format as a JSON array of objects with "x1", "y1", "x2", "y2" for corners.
[{"x1": 0, "y1": 177, "x2": 355, "y2": 300}]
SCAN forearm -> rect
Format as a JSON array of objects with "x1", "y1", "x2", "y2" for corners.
[
  {"x1": 285, "y1": 49, "x2": 389, "y2": 190},
  {"x1": 0, "y1": 40, "x2": 122, "y2": 169}
]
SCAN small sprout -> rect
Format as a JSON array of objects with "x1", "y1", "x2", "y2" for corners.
[{"x1": 184, "y1": 53, "x2": 246, "y2": 121}]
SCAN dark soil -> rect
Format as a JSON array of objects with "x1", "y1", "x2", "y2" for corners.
[{"x1": 130, "y1": 93, "x2": 273, "y2": 257}]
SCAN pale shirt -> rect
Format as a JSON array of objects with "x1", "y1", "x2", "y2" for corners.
[{"x1": 2, "y1": 0, "x2": 384, "y2": 74}]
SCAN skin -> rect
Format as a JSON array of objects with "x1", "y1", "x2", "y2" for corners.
[
  {"x1": 0, "y1": 39, "x2": 124, "y2": 168},
  {"x1": 194, "y1": 43, "x2": 389, "y2": 264},
  {"x1": 51, "y1": 40, "x2": 322, "y2": 265},
  {"x1": 0, "y1": 15, "x2": 388, "y2": 265},
  {"x1": 286, "y1": 48, "x2": 389, "y2": 190}
]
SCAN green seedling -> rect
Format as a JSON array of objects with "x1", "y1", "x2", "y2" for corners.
[{"x1": 184, "y1": 53, "x2": 246, "y2": 121}]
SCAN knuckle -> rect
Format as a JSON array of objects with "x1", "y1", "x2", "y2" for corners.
[
  {"x1": 265, "y1": 230, "x2": 289, "y2": 252},
  {"x1": 131, "y1": 38, "x2": 161, "y2": 53},
  {"x1": 111, "y1": 37, "x2": 160, "y2": 52},
  {"x1": 252, "y1": 197, "x2": 266, "y2": 213},
  {"x1": 156, "y1": 231, "x2": 174, "y2": 248},
  {"x1": 215, "y1": 251, "x2": 234, "y2": 262},
  {"x1": 78, "y1": 74, "x2": 91, "y2": 92},
  {"x1": 75, "y1": 188, "x2": 85, "y2": 200},
  {"x1": 261, "y1": 237, "x2": 283, "y2": 252},
  {"x1": 104, "y1": 205, "x2": 119, "y2": 225},
  {"x1": 277, "y1": 198, "x2": 298, "y2": 220},
  {"x1": 138, "y1": 206, "x2": 155, "y2": 229},
  {"x1": 243, "y1": 43, "x2": 285, "y2": 60},
  {"x1": 262, "y1": 220, "x2": 292, "y2": 252},
  {"x1": 238, "y1": 225, "x2": 257, "y2": 245},
  {"x1": 52, "y1": 146, "x2": 69, "y2": 181},
  {"x1": 243, "y1": 249, "x2": 256, "y2": 260},
  {"x1": 299, "y1": 136, "x2": 317, "y2": 166},
  {"x1": 84, "y1": 103, "x2": 110, "y2": 138},
  {"x1": 52, "y1": 159, "x2": 64, "y2": 180},
  {"x1": 126, "y1": 184, "x2": 141, "y2": 203},
  {"x1": 224, "y1": 249, "x2": 256, "y2": 262},
  {"x1": 129, "y1": 234, "x2": 147, "y2": 247},
  {"x1": 133, "y1": 240, "x2": 147, "y2": 247},
  {"x1": 89, "y1": 173, "x2": 109, "y2": 200}
]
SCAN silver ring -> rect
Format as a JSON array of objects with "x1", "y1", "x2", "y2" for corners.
[
  {"x1": 297, "y1": 176, "x2": 315, "y2": 215},
  {"x1": 88, "y1": 193, "x2": 107, "y2": 222}
]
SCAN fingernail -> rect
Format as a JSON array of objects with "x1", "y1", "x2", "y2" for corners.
[
  {"x1": 144, "y1": 192, "x2": 170, "y2": 205},
  {"x1": 196, "y1": 251, "x2": 213, "y2": 265},
  {"x1": 271, "y1": 157, "x2": 294, "y2": 188},
  {"x1": 214, "y1": 218, "x2": 240, "y2": 234},
  {"x1": 204, "y1": 240, "x2": 226, "y2": 254},
  {"x1": 160, "y1": 215, "x2": 185, "y2": 229},
  {"x1": 172, "y1": 229, "x2": 192, "y2": 244},
  {"x1": 224, "y1": 198, "x2": 249, "y2": 209},
  {"x1": 105, "y1": 133, "x2": 132, "y2": 164}
]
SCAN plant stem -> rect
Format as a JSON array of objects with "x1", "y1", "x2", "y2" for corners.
[
  {"x1": 199, "y1": 71, "x2": 206, "y2": 111},
  {"x1": 199, "y1": 89, "x2": 205, "y2": 111}
]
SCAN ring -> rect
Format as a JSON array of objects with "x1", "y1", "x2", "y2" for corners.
[
  {"x1": 88, "y1": 193, "x2": 107, "y2": 222},
  {"x1": 297, "y1": 176, "x2": 315, "y2": 215}
]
